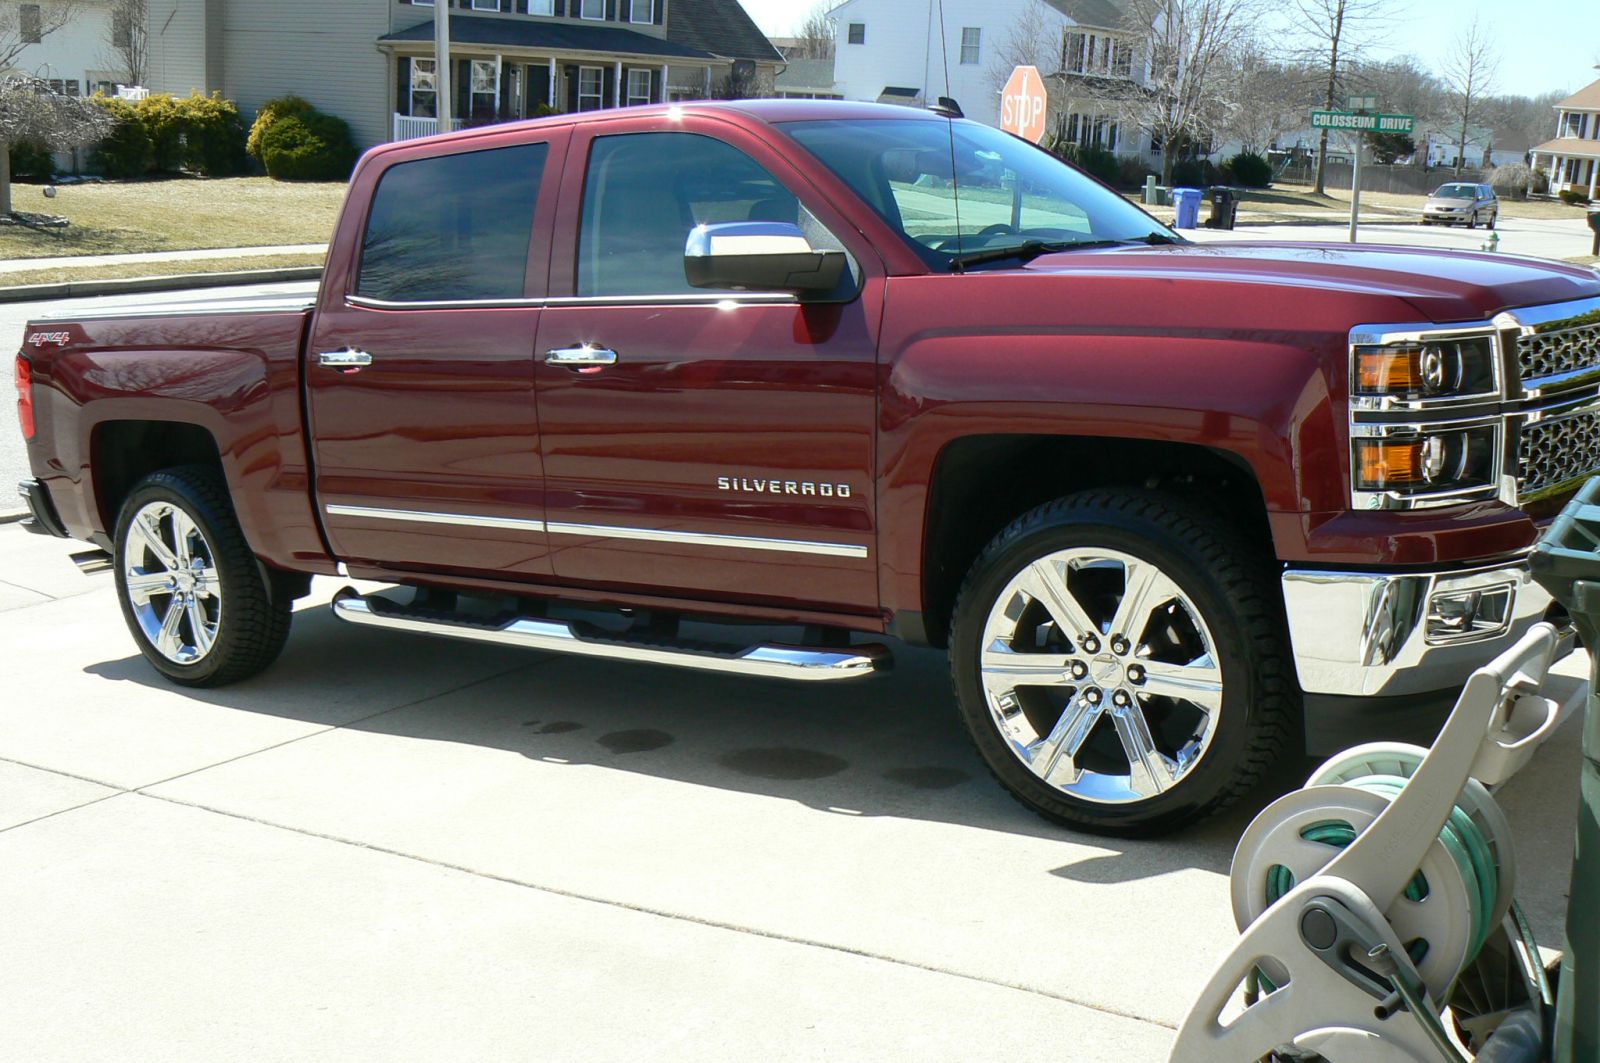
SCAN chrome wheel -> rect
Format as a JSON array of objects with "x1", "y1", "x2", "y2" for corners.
[
  {"x1": 122, "y1": 500, "x2": 221, "y2": 665},
  {"x1": 978, "y1": 547, "x2": 1223, "y2": 805}
]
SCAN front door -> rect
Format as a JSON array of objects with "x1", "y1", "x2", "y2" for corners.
[
  {"x1": 533, "y1": 115, "x2": 883, "y2": 615},
  {"x1": 306, "y1": 130, "x2": 567, "y2": 579}
]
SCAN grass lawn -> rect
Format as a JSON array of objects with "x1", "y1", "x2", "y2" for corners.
[
  {"x1": 0, "y1": 176, "x2": 346, "y2": 260},
  {"x1": 0, "y1": 252, "x2": 324, "y2": 287}
]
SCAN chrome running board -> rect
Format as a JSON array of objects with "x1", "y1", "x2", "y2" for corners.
[{"x1": 330, "y1": 588, "x2": 890, "y2": 682}]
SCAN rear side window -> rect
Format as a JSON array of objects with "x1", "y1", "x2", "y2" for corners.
[{"x1": 357, "y1": 143, "x2": 547, "y2": 302}]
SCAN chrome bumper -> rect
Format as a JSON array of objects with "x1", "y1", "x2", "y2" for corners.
[{"x1": 1282, "y1": 560, "x2": 1558, "y2": 697}]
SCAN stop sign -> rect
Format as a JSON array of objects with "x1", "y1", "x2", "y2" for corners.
[{"x1": 1000, "y1": 65, "x2": 1048, "y2": 143}]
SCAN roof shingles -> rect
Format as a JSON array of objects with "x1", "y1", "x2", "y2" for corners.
[{"x1": 665, "y1": 0, "x2": 783, "y2": 63}]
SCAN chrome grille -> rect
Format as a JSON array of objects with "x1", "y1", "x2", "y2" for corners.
[
  {"x1": 1519, "y1": 408, "x2": 1600, "y2": 499},
  {"x1": 1518, "y1": 319, "x2": 1600, "y2": 382}
]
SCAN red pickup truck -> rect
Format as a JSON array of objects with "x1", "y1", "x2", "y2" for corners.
[{"x1": 14, "y1": 100, "x2": 1600, "y2": 834}]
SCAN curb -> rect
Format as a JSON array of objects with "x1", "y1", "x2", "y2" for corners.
[{"x1": 0, "y1": 266, "x2": 323, "y2": 304}]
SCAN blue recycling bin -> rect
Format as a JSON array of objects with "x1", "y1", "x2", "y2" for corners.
[{"x1": 1172, "y1": 187, "x2": 1202, "y2": 229}]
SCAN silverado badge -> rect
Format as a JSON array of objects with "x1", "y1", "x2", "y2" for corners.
[{"x1": 718, "y1": 476, "x2": 853, "y2": 499}]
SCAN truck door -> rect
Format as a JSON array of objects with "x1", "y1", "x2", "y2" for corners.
[
  {"x1": 532, "y1": 114, "x2": 883, "y2": 615},
  {"x1": 305, "y1": 130, "x2": 567, "y2": 578}
]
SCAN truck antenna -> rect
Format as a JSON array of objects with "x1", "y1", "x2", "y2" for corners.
[{"x1": 937, "y1": 0, "x2": 965, "y2": 269}]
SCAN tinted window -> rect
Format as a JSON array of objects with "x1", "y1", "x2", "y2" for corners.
[
  {"x1": 577, "y1": 131, "x2": 840, "y2": 297},
  {"x1": 357, "y1": 143, "x2": 547, "y2": 302}
]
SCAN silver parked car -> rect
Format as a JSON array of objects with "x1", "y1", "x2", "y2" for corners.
[{"x1": 1422, "y1": 182, "x2": 1498, "y2": 228}]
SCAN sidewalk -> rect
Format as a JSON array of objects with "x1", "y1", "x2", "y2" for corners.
[{"x1": 0, "y1": 243, "x2": 326, "y2": 275}]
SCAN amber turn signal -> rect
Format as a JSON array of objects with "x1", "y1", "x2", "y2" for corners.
[
  {"x1": 1355, "y1": 348, "x2": 1422, "y2": 394},
  {"x1": 1354, "y1": 439, "x2": 1426, "y2": 489}
]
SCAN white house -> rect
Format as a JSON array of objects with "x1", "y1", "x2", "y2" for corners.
[
  {"x1": 1531, "y1": 78, "x2": 1600, "y2": 199},
  {"x1": 827, "y1": 0, "x2": 1155, "y2": 161},
  {"x1": 0, "y1": 0, "x2": 130, "y2": 97}
]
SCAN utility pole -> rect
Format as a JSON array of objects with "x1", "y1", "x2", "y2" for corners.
[{"x1": 435, "y1": 0, "x2": 453, "y2": 130}]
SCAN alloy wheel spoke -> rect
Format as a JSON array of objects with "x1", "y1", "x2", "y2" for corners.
[
  {"x1": 155, "y1": 598, "x2": 186, "y2": 658},
  {"x1": 129, "y1": 511, "x2": 180, "y2": 572},
  {"x1": 124, "y1": 569, "x2": 172, "y2": 605},
  {"x1": 186, "y1": 598, "x2": 215, "y2": 655},
  {"x1": 1138, "y1": 654, "x2": 1223, "y2": 711},
  {"x1": 1030, "y1": 697, "x2": 1104, "y2": 786},
  {"x1": 169, "y1": 509, "x2": 196, "y2": 567},
  {"x1": 981, "y1": 649, "x2": 1077, "y2": 685},
  {"x1": 1112, "y1": 704, "x2": 1177, "y2": 798},
  {"x1": 1021, "y1": 561, "x2": 1099, "y2": 644},
  {"x1": 1110, "y1": 560, "x2": 1169, "y2": 647},
  {"x1": 193, "y1": 565, "x2": 220, "y2": 599}
]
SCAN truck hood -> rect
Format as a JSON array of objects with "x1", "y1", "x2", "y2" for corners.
[{"x1": 1025, "y1": 241, "x2": 1600, "y2": 323}]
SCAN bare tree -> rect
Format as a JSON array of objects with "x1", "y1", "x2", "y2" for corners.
[
  {"x1": 1292, "y1": 0, "x2": 1388, "y2": 194},
  {"x1": 986, "y1": 0, "x2": 1058, "y2": 96},
  {"x1": 1441, "y1": 14, "x2": 1498, "y2": 175},
  {"x1": 1217, "y1": 46, "x2": 1316, "y2": 154},
  {"x1": 790, "y1": 2, "x2": 835, "y2": 61},
  {"x1": 102, "y1": 0, "x2": 149, "y2": 88},
  {"x1": 1112, "y1": 0, "x2": 1263, "y2": 185},
  {"x1": 711, "y1": 63, "x2": 761, "y2": 101},
  {"x1": 0, "y1": 76, "x2": 113, "y2": 215},
  {"x1": 0, "y1": 1, "x2": 77, "y2": 72}
]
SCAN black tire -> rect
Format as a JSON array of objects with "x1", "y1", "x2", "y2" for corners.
[
  {"x1": 113, "y1": 465, "x2": 293, "y2": 687},
  {"x1": 948, "y1": 490, "x2": 1294, "y2": 836},
  {"x1": 1468, "y1": 211, "x2": 1479, "y2": 229},
  {"x1": 1487, "y1": 212, "x2": 1497, "y2": 230}
]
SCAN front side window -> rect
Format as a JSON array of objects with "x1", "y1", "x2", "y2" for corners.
[
  {"x1": 847, "y1": 22, "x2": 865, "y2": 44},
  {"x1": 410, "y1": 57, "x2": 438, "y2": 118},
  {"x1": 577, "y1": 131, "x2": 841, "y2": 297},
  {"x1": 358, "y1": 143, "x2": 548, "y2": 302},
  {"x1": 959, "y1": 27, "x2": 980, "y2": 65},
  {"x1": 626, "y1": 68, "x2": 652, "y2": 106},
  {"x1": 580, "y1": 0, "x2": 604, "y2": 18},
  {"x1": 629, "y1": 0, "x2": 653, "y2": 23},
  {"x1": 577, "y1": 66, "x2": 604, "y2": 111},
  {"x1": 782, "y1": 117, "x2": 1173, "y2": 271}
]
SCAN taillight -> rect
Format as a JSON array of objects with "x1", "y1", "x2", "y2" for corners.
[{"x1": 15, "y1": 354, "x2": 34, "y2": 440}]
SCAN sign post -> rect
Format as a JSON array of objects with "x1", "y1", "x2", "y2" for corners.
[
  {"x1": 1310, "y1": 108, "x2": 1414, "y2": 243},
  {"x1": 1000, "y1": 66, "x2": 1048, "y2": 144}
]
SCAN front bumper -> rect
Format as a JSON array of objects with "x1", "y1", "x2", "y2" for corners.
[
  {"x1": 1282, "y1": 559, "x2": 1558, "y2": 697},
  {"x1": 16, "y1": 479, "x2": 68, "y2": 538}
]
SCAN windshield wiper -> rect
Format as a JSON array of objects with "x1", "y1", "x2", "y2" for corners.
[{"x1": 948, "y1": 233, "x2": 1183, "y2": 272}]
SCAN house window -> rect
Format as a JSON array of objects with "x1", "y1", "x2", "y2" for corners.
[
  {"x1": 470, "y1": 59, "x2": 499, "y2": 122},
  {"x1": 1064, "y1": 31, "x2": 1085, "y2": 73},
  {"x1": 90, "y1": 79, "x2": 117, "y2": 96},
  {"x1": 45, "y1": 78, "x2": 79, "y2": 96},
  {"x1": 1111, "y1": 39, "x2": 1132, "y2": 77},
  {"x1": 528, "y1": 0, "x2": 553, "y2": 12},
  {"x1": 847, "y1": 22, "x2": 865, "y2": 45},
  {"x1": 20, "y1": 4, "x2": 41, "y2": 43},
  {"x1": 580, "y1": 0, "x2": 604, "y2": 19},
  {"x1": 409, "y1": 58, "x2": 438, "y2": 118},
  {"x1": 626, "y1": 68, "x2": 652, "y2": 106},
  {"x1": 112, "y1": 9, "x2": 131, "y2": 48},
  {"x1": 358, "y1": 143, "x2": 549, "y2": 303},
  {"x1": 959, "y1": 27, "x2": 980, "y2": 65},
  {"x1": 577, "y1": 66, "x2": 604, "y2": 111},
  {"x1": 628, "y1": 0, "x2": 653, "y2": 22},
  {"x1": 470, "y1": 0, "x2": 499, "y2": 9}
]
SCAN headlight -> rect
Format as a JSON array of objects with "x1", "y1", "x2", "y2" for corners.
[
  {"x1": 1352, "y1": 425, "x2": 1499, "y2": 500},
  {"x1": 1348, "y1": 323, "x2": 1509, "y2": 511}
]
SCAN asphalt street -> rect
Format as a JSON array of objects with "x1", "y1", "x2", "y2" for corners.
[{"x1": 0, "y1": 520, "x2": 1587, "y2": 1060}]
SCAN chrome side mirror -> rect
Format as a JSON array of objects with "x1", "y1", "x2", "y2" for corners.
[{"x1": 684, "y1": 222, "x2": 847, "y2": 297}]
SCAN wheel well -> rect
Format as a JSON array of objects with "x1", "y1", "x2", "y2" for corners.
[
  {"x1": 918, "y1": 435, "x2": 1274, "y2": 647},
  {"x1": 89, "y1": 420, "x2": 225, "y2": 533}
]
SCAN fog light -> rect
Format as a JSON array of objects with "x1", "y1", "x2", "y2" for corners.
[{"x1": 1426, "y1": 583, "x2": 1514, "y2": 643}]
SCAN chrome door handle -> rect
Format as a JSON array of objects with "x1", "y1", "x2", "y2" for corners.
[
  {"x1": 545, "y1": 345, "x2": 618, "y2": 368},
  {"x1": 319, "y1": 348, "x2": 374, "y2": 369}
]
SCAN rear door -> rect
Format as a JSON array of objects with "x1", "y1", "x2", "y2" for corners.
[
  {"x1": 532, "y1": 114, "x2": 885, "y2": 615},
  {"x1": 306, "y1": 129, "x2": 568, "y2": 579}
]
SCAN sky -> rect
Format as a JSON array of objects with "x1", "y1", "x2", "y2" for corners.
[{"x1": 738, "y1": 0, "x2": 1600, "y2": 100}]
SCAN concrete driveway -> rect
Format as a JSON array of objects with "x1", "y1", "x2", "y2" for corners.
[{"x1": 0, "y1": 523, "x2": 1586, "y2": 1061}]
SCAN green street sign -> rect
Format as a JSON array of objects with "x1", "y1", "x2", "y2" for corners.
[{"x1": 1311, "y1": 110, "x2": 1415, "y2": 133}]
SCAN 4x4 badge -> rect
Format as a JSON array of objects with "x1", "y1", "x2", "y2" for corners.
[{"x1": 717, "y1": 476, "x2": 852, "y2": 499}]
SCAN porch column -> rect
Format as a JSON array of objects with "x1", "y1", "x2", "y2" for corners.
[
  {"x1": 549, "y1": 59, "x2": 557, "y2": 113},
  {"x1": 1555, "y1": 155, "x2": 1565, "y2": 191},
  {"x1": 703, "y1": 65, "x2": 711, "y2": 97},
  {"x1": 614, "y1": 61, "x2": 623, "y2": 109},
  {"x1": 1589, "y1": 158, "x2": 1598, "y2": 200},
  {"x1": 660, "y1": 63, "x2": 668, "y2": 104}
]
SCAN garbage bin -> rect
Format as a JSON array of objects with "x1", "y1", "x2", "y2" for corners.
[
  {"x1": 1203, "y1": 186, "x2": 1239, "y2": 230},
  {"x1": 1529, "y1": 477, "x2": 1600, "y2": 1063},
  {"x1": 1171, "y1": 187, "x2": 1202, "y2": 230},
  {"x1": 1587, "y1": 208, "x2": 1600, "y2": 255}
]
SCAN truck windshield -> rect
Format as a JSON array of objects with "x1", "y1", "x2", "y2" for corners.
[{"x1": 780, "y1": 117, "x2": 1177, "y2": 271}]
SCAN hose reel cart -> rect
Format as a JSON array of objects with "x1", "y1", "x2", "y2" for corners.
[{"x1": 1171, "y1": 478, "x2": 1600, "y2": 1062}]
